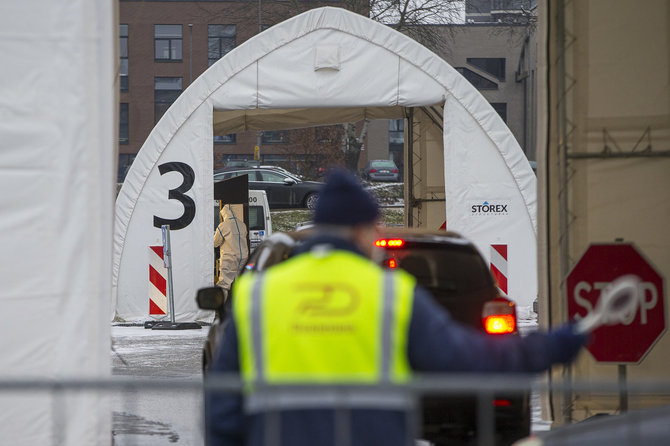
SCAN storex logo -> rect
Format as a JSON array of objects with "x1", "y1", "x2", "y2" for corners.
[{"x1": 471, "y1": 200, "x2": 509, "y2": 216}]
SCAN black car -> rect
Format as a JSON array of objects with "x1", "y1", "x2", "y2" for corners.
[
  {"x1": 214, "y1": 167, "x2": 322, "y2": 209},
  {"x1": 197, "y1": 229, "x2": 529, "y2": 446}
]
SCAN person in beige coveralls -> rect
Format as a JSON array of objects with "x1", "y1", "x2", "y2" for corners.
[{"x1": 214, "y1": 204, "x2": 248, "y2": 295}]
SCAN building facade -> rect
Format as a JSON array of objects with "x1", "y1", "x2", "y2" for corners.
[
  {"x1": 118, "y1": 0, "x2": 348, "y2": 181},
  {"x1": 118, "y1": 0, "x2": 536, "y2": 182}
]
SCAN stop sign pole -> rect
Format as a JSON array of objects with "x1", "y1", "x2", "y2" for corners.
[{"x1": 566, "y1": 242, "x2": 666, "y2": 411}]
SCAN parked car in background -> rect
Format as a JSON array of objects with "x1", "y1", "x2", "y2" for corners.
[
  {"x1": 223, "y1": 159, "x2": 260, "y2": 169},
  {"x1": 361, "y1": 159, "x2": 400, "y2": 182},
  {"x1": 213, "y1": 166, "x2": 323, "y2": 209},
  {"x1": 197, "y1": 228, "x2": 528, "y2": 445}
]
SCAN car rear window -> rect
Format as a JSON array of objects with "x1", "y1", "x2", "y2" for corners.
[
  {"x1": 371, "y1": 161, "x2": 396, "y2": 168},
  {"x1": 381, "y1": 244, "x2": 494, "y2": 296},
  {"x1": 248, "y1": 205, "x2": 265, "y2": 231},
  {"x1": 381, "y1": 243, "x2": 497, "y2": 327}
]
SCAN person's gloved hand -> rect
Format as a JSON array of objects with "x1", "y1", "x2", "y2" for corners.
[{"x1": 549, "y1": 323, "x2": 590, "y2": 364}]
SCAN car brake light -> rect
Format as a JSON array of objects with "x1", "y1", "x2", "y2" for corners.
[
  {"x1": 493, "y1": 399, "x2": 511, "y2": 407},
  {"x1": 374, "y1": 238, "x2": 405, "y2": 248},
  {"x1": 387, "y1": 258, "x2": 398, "y2": 269},
  {"x1": 482, "y1": 297, "x2": 516, "y2": 334},
  {"x1": 392, "y1": 169, "x2": 399, "y2": 173},
  {"x1": 369, "y1": 168, "x2": 377, "y2": 173}
]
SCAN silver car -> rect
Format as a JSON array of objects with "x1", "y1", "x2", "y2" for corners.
[{"x1": 361, "y1": 159, "x2": 400, "y2": 182}]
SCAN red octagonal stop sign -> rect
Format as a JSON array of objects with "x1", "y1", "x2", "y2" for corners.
[{"x1": 567, "y1": 243, "x2": 666, "y2": 363}]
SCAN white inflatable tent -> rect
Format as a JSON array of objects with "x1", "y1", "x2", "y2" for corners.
[
  {"x1": 0, "y1": 1, "x2": 115, "y2": 445},
  {"x1": 114, "y1": 7, "x2": 537, "y2": 322}
]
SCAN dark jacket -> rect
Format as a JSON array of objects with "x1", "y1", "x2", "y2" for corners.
[{"x1": 206, "y1": 235, "x2": 586, "y2": 446}]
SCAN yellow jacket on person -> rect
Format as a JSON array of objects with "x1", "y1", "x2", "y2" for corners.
[{"x1": 233, "y1": 249, "x2": 415, "y2": 388}]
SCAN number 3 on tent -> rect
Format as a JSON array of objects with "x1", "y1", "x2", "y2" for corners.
[{"x1": 153, "y1": 161, "x2": 196, "y2": 230}]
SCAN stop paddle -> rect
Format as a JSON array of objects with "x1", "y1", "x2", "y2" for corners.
[{"x1": 575, "y1": 275, "x2": 641, "y2": 334}]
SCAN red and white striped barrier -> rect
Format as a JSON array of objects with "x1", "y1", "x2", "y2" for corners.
[
  {"x1": 490, "y1": 244, "x2": 508, "y2": 296},
  {"x1": 149, "y1": 246, "x2": 167, "y2": 316}
]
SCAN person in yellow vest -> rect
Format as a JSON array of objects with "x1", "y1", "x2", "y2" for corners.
[{"x1": 206, "y1": 169, "x2": 587, "y2": 446}]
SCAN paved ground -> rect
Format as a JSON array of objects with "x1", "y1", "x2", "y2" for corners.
[
  {"x1": 110, "y1": 307, "x2": 544, "y2": 445},
  {"x1": 111, "y1": 326, "x2": 209, "y2": 446}
]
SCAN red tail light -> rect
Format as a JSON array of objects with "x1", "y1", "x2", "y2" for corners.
[
  {"x1": 369, "y1": 168, "x2": 377, "y2": 173},
  {"x1": 387, "y1": 258, "x2": 398, "y2": 269},
  {"x1": 374, "y1": 238, "x2": 405, "y2": 248},
  {"x1": 482, "y1": 297, "x2": 516, "y2": 334},
  {"x1": 493, "y1": 399, "x2": 511, "y2": 407},
  {"x1": 392, "y1": 169, "x2": 399, "y2": 173}
]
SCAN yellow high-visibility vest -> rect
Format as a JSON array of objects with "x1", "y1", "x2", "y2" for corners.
[{"x1": 233, "y1": 250, "x2": 415, "y2": 412}]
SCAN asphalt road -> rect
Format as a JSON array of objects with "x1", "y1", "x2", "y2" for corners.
[
  {"x1": 110, "y1": 309, "x2": 544, "y2": 445},
  {"x1": 111, "y1": 326, "x2": 209, "y2": 446}
]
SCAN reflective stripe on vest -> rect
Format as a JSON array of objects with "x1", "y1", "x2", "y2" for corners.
[
  {"x1": 244, "y1": 386, "x2": 415, "y2": 414},
  {"x1": 233, "y1": 250, "x2": 415, "y2": 406}
]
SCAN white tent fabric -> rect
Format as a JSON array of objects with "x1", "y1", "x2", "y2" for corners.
[
  {"x1": 113, "y1": 7, "x2": 537, "y2": 322},
  {"x1": 0, "y1": 1, "x2": 115, "y2": 445}
]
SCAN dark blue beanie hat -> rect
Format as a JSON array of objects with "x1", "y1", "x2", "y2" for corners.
[{"x1": 313, "y1": 168, "x2": 380, "y2": 226}]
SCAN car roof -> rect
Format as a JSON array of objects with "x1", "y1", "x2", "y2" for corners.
[
  {"x1": 215, "y1": 165, "x2": 297, "y2": 175},
  {"x1": 378, "y1": 227, "x2": 469, "y2": 245},
  {"x1": 268, "y1": 227, "x2": 470, "y2": 247}
]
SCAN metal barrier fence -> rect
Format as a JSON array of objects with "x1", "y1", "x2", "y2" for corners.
[{"x1": 1, "y1": 374, "x2": 670, "y2": 446}]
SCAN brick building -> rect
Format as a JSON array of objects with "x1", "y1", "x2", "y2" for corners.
[
  {"x1": 118, "y1": 0, "x2": 348, "y2": 181},
  {"x1": 118, "y1": 0, "x2": 536, "y2": 182}
]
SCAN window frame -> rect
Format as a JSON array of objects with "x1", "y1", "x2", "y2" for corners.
[
  {"x1": 261, "y1": 130, "x2": 290, "y2": 144},
  {"x1": 214, "y1": 134, "x2": 237, "y2": 144},
  {"x1": 120, "y1": 24, "x2": 129, "y2": 91},
  {"x1": 154, "y1": 77, "x2": 183, "y2": 124},
  {"x1": 208, "y1": 24, "x2": 236, "y2": 67},
  {"x1": 489, "y1": 102, "x2": 507, "y2": 123},
  {"x1": 467, "y1": 57, "x2": 506, "y2": 82},
  {"x1": 119, "y1": 103, "x2": 129, "y2": 144},
  {"x1": 154, "y1": 24, "x2": 183, "y2": 62},
  {"x1": 455, "y1": 67, "x2": 498, "y2": 90}
]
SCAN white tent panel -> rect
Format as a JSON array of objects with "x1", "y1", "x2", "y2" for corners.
[
  {"x1": 115, "y1": 104, "x2": 213, "y2": 322},
  {"x1": 444, "y1": 93, "x2": 537, "y2": 305},
  {"x1": 0, "y1": 0, "x2": 115, "y2": 444},
  {"x1": 398, "y1": 59, "x2": 448, "y2": 106},
  {"x1": 207, "y1": 63, "x2": 259, "y2": 111},
  {"x1": 114, "y1": 7, "x2": 537, "y2": 322},
  {"x1": 258, "y1": 30, "x2": 400, "y2": 108}
]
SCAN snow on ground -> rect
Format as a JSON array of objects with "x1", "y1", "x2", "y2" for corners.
[{"x1": 516, "y1": 307, "x2": 553, "y2": 433}]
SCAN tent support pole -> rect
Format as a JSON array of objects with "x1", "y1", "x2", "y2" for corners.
[{"x1": 406, "y1": 108, "x2": 415, "y2": 228}]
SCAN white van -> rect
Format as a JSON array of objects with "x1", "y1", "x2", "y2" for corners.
[{"x1": 248, "y1": 189, "x2": 272, "y2": 250}]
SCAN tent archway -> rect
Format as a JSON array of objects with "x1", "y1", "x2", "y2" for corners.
[{"x1": 113, "y1": 7, "x2": 536, "y2": 322}]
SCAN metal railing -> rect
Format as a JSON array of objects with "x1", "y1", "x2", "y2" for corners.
[{"x1": 2, "y1": 374, "x2": 670, "y2": 446}]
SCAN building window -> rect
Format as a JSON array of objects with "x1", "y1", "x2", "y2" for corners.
[
  {"x1": 261, "y1": 130, "x2": 289, "y2": 144},
  {"x1": 120, "y1": 103, "x2": 129, "y2": 144},
  {"x1": 118, "y1": 153, "x2": 136, "y2": 183},
  {"x1": 208, "y1": 25, "x2": 236, "y2": 66},
  {"x1": 154, "y1": 77, "x2": 182, "y2": 123},
  {"x1": 455, "y1": 67, "x2": 498, "y2": 90},
  {"x1": 120, "y1": 24, "x2": 129, "y2": 91},
  {"x1": 490, "y1": 102, "x2": 507, "y2": 122},
  {"x1": 389, "y1": 119, "x2": 404, "y2": 145},
  {"x1": 467, "y1": 58, "x2": 506, "y2": 81},
  {"x1": 155, "y1": 25, "x2": 182, "y2": 61},
  {"x1": 214, "y1": 134, "x2": 236, "y2": 144}
]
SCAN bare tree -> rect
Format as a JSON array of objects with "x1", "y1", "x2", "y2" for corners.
[
  {"x1": 276, "y1": 126, "x2": 345, "y2": 179},
  {"x1": 341, "y1": 121, "x2": 370, "y2": 173},
  {"x1": 366, "y1": 0, "x2": 462, "y2": 52}
]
